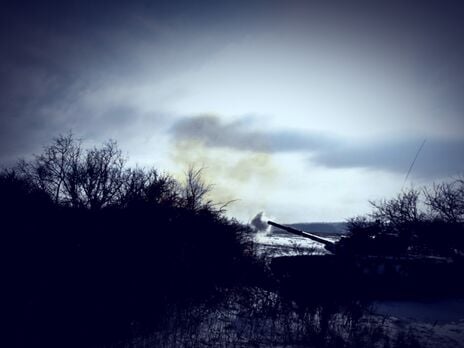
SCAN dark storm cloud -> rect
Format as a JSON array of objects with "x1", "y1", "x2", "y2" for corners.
[
  {"x1": 0, "y1": 0, "x2": 289, "y2": 165},
  {"x1": 0, "y1": 2, "x2": 133, "y2": 162},
  {"x1": 0, "y1": 0, "x2": 254, "y2": 163},
  {"x1": 312, "y1": 139, "x2": 464, "y2": 179},
  {"x1": 171, "y1": 115, "x2": 337, "y2": 153},
  {"x1": 171, "y1": 115, "x2": 464, "y2": 178}
]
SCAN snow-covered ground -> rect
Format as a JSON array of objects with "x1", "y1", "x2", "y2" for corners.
[
  {"x1": 253, "y1": 231, "x2": 340, "y2": 257},
  {"x1": 253, "y1": 232, "x2": 464, "y2": 347},
  {"x1": 114, "y1": 288, "x2": 464, "y2": 348},
  {"x1": 371, "y1": 299, "x2": 464, "y2": 348},
  {"x1": 108, "y1": 231, "x2": 464, "y2": 347}
]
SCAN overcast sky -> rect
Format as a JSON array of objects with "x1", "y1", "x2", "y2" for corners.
[{"x1": 1, "y1": 1, "x2": 463, "y2": 222}]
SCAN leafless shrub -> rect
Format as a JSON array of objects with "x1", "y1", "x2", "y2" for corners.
[
  {"x1": 79, "y1": 140, "x2": 127, "y2": 210},
  {"x1": 18, "y1": 132, "x2": 82, "y2": 205},
  {"x1": 120, "y1": 168, "x2": 181, "y2": 207},
  {"x1": 424, "y1": 177, "x2": 464, "y2": 223},
  {"x1": 17, "y1": 133, "x2": 148, "y2": 210},
  {"x1": 369, "y1": 188, "x2": 424, "y2": 227},
  {"x1": 181, "y1": 165, "x2": 213, "y2": 211}
]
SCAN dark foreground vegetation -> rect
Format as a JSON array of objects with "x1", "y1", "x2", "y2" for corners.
[
  {"x1": 2, "y1": 134, "x2": 463, "y2": 347},
  {"x1": 2, "y1": 134, "x2": 263, "y2": 347}
]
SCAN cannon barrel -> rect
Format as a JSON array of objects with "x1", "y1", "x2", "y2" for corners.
[{"x1": 267, "y1": 220, "x2": 336, "y2": 253}]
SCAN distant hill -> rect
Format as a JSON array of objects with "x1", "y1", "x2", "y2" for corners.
[{"x1": 271, "y1": 222, "x2": 348, "y2": 236}]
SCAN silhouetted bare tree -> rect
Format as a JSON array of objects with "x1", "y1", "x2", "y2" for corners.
[
  {"x1": 79, "y1": 140, "x2": 127, "y2": 210},
  {"x1": 144, "y1": 171, "x2": 180, "y2": 207},
  {"x1": 119, "y1": 168, "x2": 180, "y2": 207},
  {"x1": 369, "y1": 188, "x2": 424, "y2": 227},
  {"x1": 424, "y1": 178, "x2": 464, "y2": 223},
  {"x1": 182, "y1": 166, "x2": 213, "y2": 211},
  {"x1": 18, "y1": 133, "x2": 128, "y2": 209},
  {"x1": 18, "y1": 132, "x2": 81, "y2": 204},
  {"x1": 17, "y1": 135, "x2": 231, "y2": 213}
]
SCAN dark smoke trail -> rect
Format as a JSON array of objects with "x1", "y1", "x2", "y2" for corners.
[{"x1": 403, "y1": 139, "x2": 426, "y2": 189}]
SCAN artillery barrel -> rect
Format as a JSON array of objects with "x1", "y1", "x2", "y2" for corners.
[{"x1": 267, "y1": 220, "x2": 336, "y2": 253}]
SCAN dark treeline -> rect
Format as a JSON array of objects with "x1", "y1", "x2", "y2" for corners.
[
  {"x1": 2, "y1": 133, "x2": 263, "y2": 347},
  {"x1": 344, "y1": 180, "x2": 464, "y2": 257},
  {"x1": 273, "y1": 181, "x2": 464, "y2": 304}
]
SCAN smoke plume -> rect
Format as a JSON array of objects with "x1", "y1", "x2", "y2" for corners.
[{"x1": 250, "y1": 211, "x2": 271, "y2": 233}]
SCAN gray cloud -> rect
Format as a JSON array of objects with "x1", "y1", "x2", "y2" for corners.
[
  {"x1": 171, "y1": 115, "x2": 337, "y2": 153},
  {"x1": 171, "y1": 115, "x2": 464, "y2": 179},
  {"x1": 313, "y1": 138, "x2": 464, "y2": 179},
  {"x1": 0, "y1": 1, "x2": 233, "y2": 164},
  {"x1": 0, "y1": 0, "x2": 282, "y2": 165}
]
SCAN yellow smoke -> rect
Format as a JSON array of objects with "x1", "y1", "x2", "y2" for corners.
[{"x1": 170, "y1": 139, "x2": 279, "y2": 214}]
